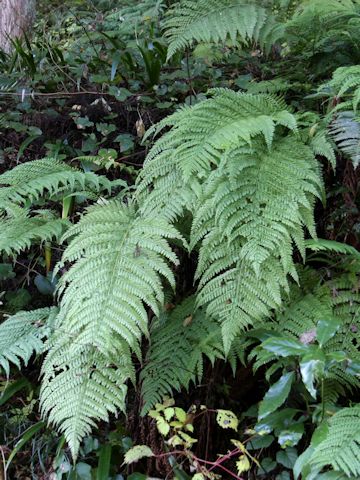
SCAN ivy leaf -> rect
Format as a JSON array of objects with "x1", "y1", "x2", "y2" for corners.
[
  {"x1": 216, "y1": 410, "x2": 239, "y2": 430},
  {"x1": 258, "y1": 372, "x2": 295, "y2": 420},
  {"x1": 316, "y1": 318, "x2": 341, "y2": 347},
  {"x1": 123, "y1": 445, "x2": 154, "y2": 465}
]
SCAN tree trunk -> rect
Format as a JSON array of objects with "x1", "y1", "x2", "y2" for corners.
[{"x1": 0, "y1": 0, "x2": 36, "y2": 53}]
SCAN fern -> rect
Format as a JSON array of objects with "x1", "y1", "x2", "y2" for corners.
[
  {"x1": 141, "y1": 296, "x2": 243, "y2": 414},
  {"x1": 330, "y1": 112, "x2": 360, "y2": 167},
  {"x1": 0, "y1": 157, "x2": 113, "y2": 207},
  {"x1": 322, "y1": 65, "x2": 360, "y2": 112},
  {"x1": 0, "y1": 307, "x2": 58, "y2": 376},
  {"x1": 0, "y1": 209, "x2": 69, "y2": 255},
  {"x1": 252, "y1": 270, "x2": 360, "y2": 394},
  {"x1": 305, "y1": 239, "x2": 360, "y2": 258},
  {"x1": 310, "y1": 404, "x2": 360, "y2": 477},
  {"x1": 137, "y1": 89, "x2": 298, "y2": 219},
  {"x1": 163, "y1": 0, "x2": 283, "y2": 59},
  {"x1": 137, "y1": 89, "x2": 322, "y2": 352},
  {"x1": 41, "y1": 339, "x2": 133, "y2": 458},
  {"x1": 41, "y1": 200, "x2": 182, "y2": 457}
]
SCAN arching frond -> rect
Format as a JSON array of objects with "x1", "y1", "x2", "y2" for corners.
[
  {"x1": 141, "y1": 296, "x2": 243, "y2": 414},
  {"x1": 0, "y1": 158, "x2": 113, "y2": 207},
  {"x1": 0, "y1": 307, "x2": 58, "y2": 376},
  {"x1": 41, "y1": 339, "x2": 133, "y2": 458},
  {"x1": 0, "y1": 209, "x2": 69, "y2": 256},
  {"x1": 41, "y1": 200, "x2": 182, "y2": 457},
  {"x1": 310, "y1": 405, "x2": 360, "y2": 477},
  {"x1": 164, "y1": 0, "x2": 284, "y2": 59}
]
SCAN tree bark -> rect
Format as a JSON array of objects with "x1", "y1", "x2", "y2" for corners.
[{"x1": 0, "y1": 0, "x2": 36, "y2": 52}]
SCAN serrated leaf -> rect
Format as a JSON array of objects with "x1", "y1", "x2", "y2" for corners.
[
  {"x1": 157, "y1": 417, "x2": 170, "y2": 436},
  {"x1": 236, "y1": 455, "x2": 251, "y2": 474},
  {"x1": 123, "y1": 445, "x2": 154, "y2": 465}
]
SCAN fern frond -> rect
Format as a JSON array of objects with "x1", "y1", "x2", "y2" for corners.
[
  {"x1": 330, "y1": 112, "x2": 360, "y2": 167},
  {"x1": 0, "y1": 307, "x2": 57, "y2": 376},
  {"x1": 191, "y1": 137, "x2": 321, "y2": 351},
  {"x1": 41, "y1": 339, "x2": 133, "y2": 458},
  {"x1": 305, "y1": 239, "x2": 360, "y2": 258},
  {"x1": 41, "y1": 200, "x2": 182, "y2": 457},
  {"x1": 164, "y1": 0, "x2": 283, "y2": 59},
  {"x1": 0, "y1": 158, "x2": 113, "y2": 206},
  {"x1": 310, "y1": 405, "x2": 360, "y2": 477},
  {"x1": 137, "y1": 90, "x2": 298, "y2": 219},
  {"x1": 0, "y1": 209, "x2": 69, "y2": 255},
  {"x1": 141, "y1": 296, "x2": 243, "y2": 414}
]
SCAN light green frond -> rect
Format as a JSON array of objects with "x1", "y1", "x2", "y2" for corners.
[
  {"x1": 41, "y1": 339, "x2": 133, "y2": 459},
  {"x1": 137, "y1": 90, "x2": 298, "y2": 218},
  {"x1": 310, "y1": 405, "x2": 360, "y2": 477},
  {"x1": 41, "y1": 201, "x2": 182, "y2": 457},
  {"x1": 141, "y1": 296, "x2": 236, "y2": 414},
  {"x1": 0, "y1": 307, "x2": 58, "y2": 376},
  {"x1": 164, "y1": 0, "x2": 283, "y2": 59},
  {"x1": 0, "y1": 158, "x2": 113, "y2": 207},
  {"x1": 191, "y1": 137, "x2": 321, "y2": 351},
  {"x1": 330, "y1": 112, "x2": 360, "y2": 168},
  {"x1": 0, "y1": 209, "x2": 69, "y2": 256}
]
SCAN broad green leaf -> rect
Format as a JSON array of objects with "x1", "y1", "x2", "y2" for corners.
[
  {"x1": 300, "y1": 351, "x2": 325, "y2": 398},
  {"x1": 157, "y1": 417, "x2": 170, "y2": 436},
  {"x1": 316, "y1": 318, "x2": 341, "y2": 347},
  {"x1": 278, "y1": 423, "x2": 304, "y2": 448},
  {"x1": 123, "y1": 445, "x2": 154, "y2": 465},
  {"x1": 258, "y1": 372, "x2": 295, "y2": 420},
  {"x1": 76, "y1": 462, "x2": 92, "y2": 480},
  {"x1": 276, "y1": 447, "x2": 298, "y2": 468},
  {"x1": 0, "y1": 378, "x2": 31, "y2": 406},
  {"x1": 255, "y1": 409, "x2": 299, "y2": 435},
  {"x1": 216, "y1": 409, "x2": 239, "y2": 430},
  {"x1": 257, "y1": 457, "x2": 277, "y2": 475},
  {"x1": 247, "y1": 434, "x2": 274, "y2": 450},
  {"x1": 262, "y1": 338, "x2": 308, "y2": 357},
  {"x1": 96, "y1": 444, "x2": 112, "y2": 480}
]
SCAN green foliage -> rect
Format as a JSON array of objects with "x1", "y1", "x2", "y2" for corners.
[
  {"x1": 140, "y1": 296, "x2": 242, "y2": 414},
  {"x1": 164, "y1": 0, "x2": 283, "y2": 59},
  {"x1": 40, "y1": 200, "x2": 182, "y2": 457},
  {"x1": 0, "y1": 158, "x2": 112, "y2": 207},
  {"x1": 310, "y1": 405, "x2": 360, "y2": 477},
  {"x1": 3, "y1": 0, "x2": 360, "y2": 476},
  {"x1": 0, "y1": 308, "x2": 57, "y2": 376},
  {"x1": 0, "y1": 209, "x2": 69, "y2": 256}
]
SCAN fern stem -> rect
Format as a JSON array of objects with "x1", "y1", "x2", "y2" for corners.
[
  {"x1": 44, "y1": 242, "x2": 52, "y2": 274},
  {"x1": 321, "y1": 378, "x2": 325, "y2": 422}
]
